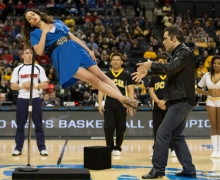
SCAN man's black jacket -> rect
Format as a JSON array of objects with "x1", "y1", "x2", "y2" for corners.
[{"x1": 147, "y1": 43, "x2": 196, "y2": 102}]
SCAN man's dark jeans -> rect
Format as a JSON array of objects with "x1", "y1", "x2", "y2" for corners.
[{"x1": 152, "y1": 101, "x2": 196, "y2": 174}]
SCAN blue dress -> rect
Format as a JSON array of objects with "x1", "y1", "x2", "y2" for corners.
[{"x1": 30, "y1": 19, "x2": 96, "y2": 88}]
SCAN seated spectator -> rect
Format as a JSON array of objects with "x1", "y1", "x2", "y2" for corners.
[
  {"x1": 193, "y1": 45, "x2": 200, "y2": 56},
  {"x1": 64, "y1": 15, "x2": 75, "y2": 32},
  {"x1": 42, "y1": 93, "x2": 55, "y2": 106},
  {"x1": 26, "y1": 0, "x2": 35, "y2": 9},
  {"x1": 77, "y1": 0, "x2": 87, "y2": 17},
  {"x1": 107, "y1": 28, "x2": 115, "y2": 41},
  {"x1": 204, "y1": 54, "x2": 213, "y2": 69},
  {"x1": 86, "y1": 37, "x2": 98, "y2": 51},
  {"x1": 46, "y1": 0, "x2": 55, "y2": 15},
  {"x1": 94, "y1": 20, "x2": 105, "y2": 35},
  {"x1": 0, "y1": 93, "x2": 12, "y2": 105},
  {"x1": 106, "y1": 0, "x2": 113, "y2": 16},
  {"x1": 46, "y1": 66, "x2": 58, "y2": 85},
  {"x1": 84, "y1": 19, "x2": 94, "y2": 34},
  {"x1": 161, "y1": 12, "x2": 171, "y2": 28},
  {"x1": 81, "y1": 91, "x2": 95, "y2": 106},
  {"x1": 122, "y1": 53, "x2": 135, "y2": 69},
  {"x1": 15, "y1": 30, "x2": 23, "y2": 46},
  {"x1": 154, "y1": 4, "x2": 163, "y2": 28},
  {"x1": 196, "y1": 62, "x2": 208, "y2": 82},
  {"x1": 130, "y1": 40, "x2": 141, "y2": 50},
  {"x1": 98, "y1": 50, "x2": 110, "y2": 69},
  {"x1": 113, "y1": 0, "x2": 122, "y2": 16},
  {"x1": 133, "y1": 0, "x2": 142, "y2": 17},
  {"x1": 150, "y1": 38, "x2": 159, "y2": 51},
  {"x1": 3, "y1": 67, "x2": 12, "y2": 82},
  {"x1": 0, "y1": 0, "x2": 6, "y2": 16},
  {"x1": 99, "y1": 37, "x2": 110, "y2": 51},
  {"x1": 143, "y1": 46, "x2": 157, "y2": 60},
  {"x1": 84, "y1": 12, "x2": 95, "y2": 23},
  {"x1": 133, "y1": 25, "x2": 143, "y2": 38},
  {"x1": 7, "y1": 0, "x2": 16, "y2": 16},
  {"x1": 55, "y1": 0, "x2": 66, "y2": 15},
  {"x1": 71, "y1": 80, "x2": 89, "y2": 101},
  {"x1": 49, "y1": 91, "x2": 60, "y2": 106},
  {"x1": 109, "y1": 39, "x2": 119, "y2": 51},
  {"x1": 185, "y1": 32, "x2": 195, "y2": 47},
  {"x1": 5, "y1": 28, "x2": 16, "y2": 44},
  {"x1": 68, "y1": 1, "x2": 78, "y2": 16},
  {"x1": 87, "y1": 0, "x2": 96, "y2": 8},
  {"x1": 195, "y1": 37, "x2": 208, "y2": 48},
  {"x1": 0, "y1": 79, "x2": 9, "y2": 94},
  {"x1": 9, "y1": 42, "x2": 19, "y2": 59},
  {"x1": 1, "y1": 48, "x2": 13, "y2": 66},
  {"x1": 162, "y1": 3, "x2": 171, "y2": 16},
  {"x1": 36, "y1": 52, "x2": 50, "y2": 65},
  {"x1": 119, "y1": 37, "x2": 131, "y2": 51},
  {"x1": 16, "y1": 1, "x2": 25, "y2": 15},
  {"x1": 2, "y1": 37, "x2": 11, "y2": 49},
  {"x1": 205, "y1": 43, "x2": 215, "y2": 55},
  {"x1": 209, "y1": 38, "x2": 216, "y2": 49},
  {"x1": 184, "y1": 9, "x2": 192, "y2": 21},
  {"x1": 45, "y1": 83, "x2": 55, "y2": 94}
]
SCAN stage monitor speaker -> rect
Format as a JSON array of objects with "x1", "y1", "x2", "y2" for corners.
[
  {"x1": 84, "y1": 146, "x2": 111, "y2": 170},
  {"x1": 12, "y1": 168, "x2": 90, "y2": 179}
]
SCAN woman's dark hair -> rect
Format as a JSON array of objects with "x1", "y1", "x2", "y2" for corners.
[
  {"x1": 210, "y1": 55, "x2": 220, "y2": 77},
  {"x1": 164, "y1": 26, "x2": 184, "y2": 43},
  {"x1": 23, "y1": 9, "x2": 54, "y2": 48}
]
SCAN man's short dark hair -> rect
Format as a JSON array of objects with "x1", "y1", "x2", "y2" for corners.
[
  {"x1": 164, "y1": 26, "x2": 184, "y2": 43},
  {"x1": 111, "y1": 53, "x2": 122, "y2": 61}
]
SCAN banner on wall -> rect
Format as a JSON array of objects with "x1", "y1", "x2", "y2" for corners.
[{"x1": 0, "y1": 108, "x2": 209, "y2": 137}]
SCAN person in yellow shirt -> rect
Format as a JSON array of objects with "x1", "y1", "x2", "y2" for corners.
[
  {"x1": 193, "y1": 45, "x2": 200, "y2": 56},
  {"x1": 196, "y1": 62, "x2": 208, "y2": 81},
  {"x1": 195, "y1": 37, "x2": 208, "y2": 48},
  {"x1": 64, "y1": 15, "x2": 75, "y2": 32},
  {"x1": 204, "y1": 55, "x2": 213, "y2": 69},
  {"x1": 3, "y1": 67, "x2": 12, "y2": 82},
  {"x1": 143, "y1": 46, "x2": 157, "y2": 60}
]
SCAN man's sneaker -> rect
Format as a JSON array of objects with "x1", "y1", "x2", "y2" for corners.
[
  {"x1": 12, "y1": 150, "x2": 21, "y2": 156},
  {"x1": 112, "y1": 150, "x2": 121, "y2": 156},
  {"x1": 171, "y1": 150, "x2": 176, "y2": 157},
  {"x1": 40, "y1": 150, "x2": 48, "y2": 156}
]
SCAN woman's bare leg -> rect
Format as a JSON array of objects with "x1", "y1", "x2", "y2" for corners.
[
  {"x1": 74, "y1": 67, "x2": 125, "y2": 103},
  {"x1": 207, "y1": 105, "x2": 217, "y2": 135},
  {"x1": 87, "y1": 65, "x2": 122, "y2": 95},
  {"x1": 217, "y1": 107, "x2": 220, "y2": 134}
]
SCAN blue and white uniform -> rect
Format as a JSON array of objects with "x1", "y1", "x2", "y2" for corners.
[{"x1": 30, "y1": 19, "x2": 96, "y2": 88}]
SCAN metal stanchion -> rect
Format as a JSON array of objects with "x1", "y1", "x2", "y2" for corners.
[{"x1": 18, "y1": 48, "x2": 38, "y2": 172}]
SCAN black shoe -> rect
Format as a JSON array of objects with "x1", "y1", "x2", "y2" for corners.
[
  {"x1": 142, "y1": 168, "x2": 165, "y2": 179},
  {"x1": 175, "y1": 172, "x2": 196, "y2": 178}
]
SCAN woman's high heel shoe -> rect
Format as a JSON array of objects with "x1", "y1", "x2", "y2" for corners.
[{"x1": 123, "y1": 96, "x2": 139, "y2": 109}]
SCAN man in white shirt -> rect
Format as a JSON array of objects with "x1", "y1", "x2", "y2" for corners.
[{"x1": 10, "y1": 47, "x2": 48, "y2": 156}]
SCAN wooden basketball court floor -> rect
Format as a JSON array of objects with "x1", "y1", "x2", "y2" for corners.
[{"x1": 0, "y1": 139, "x2": 219, "y2": 180}]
